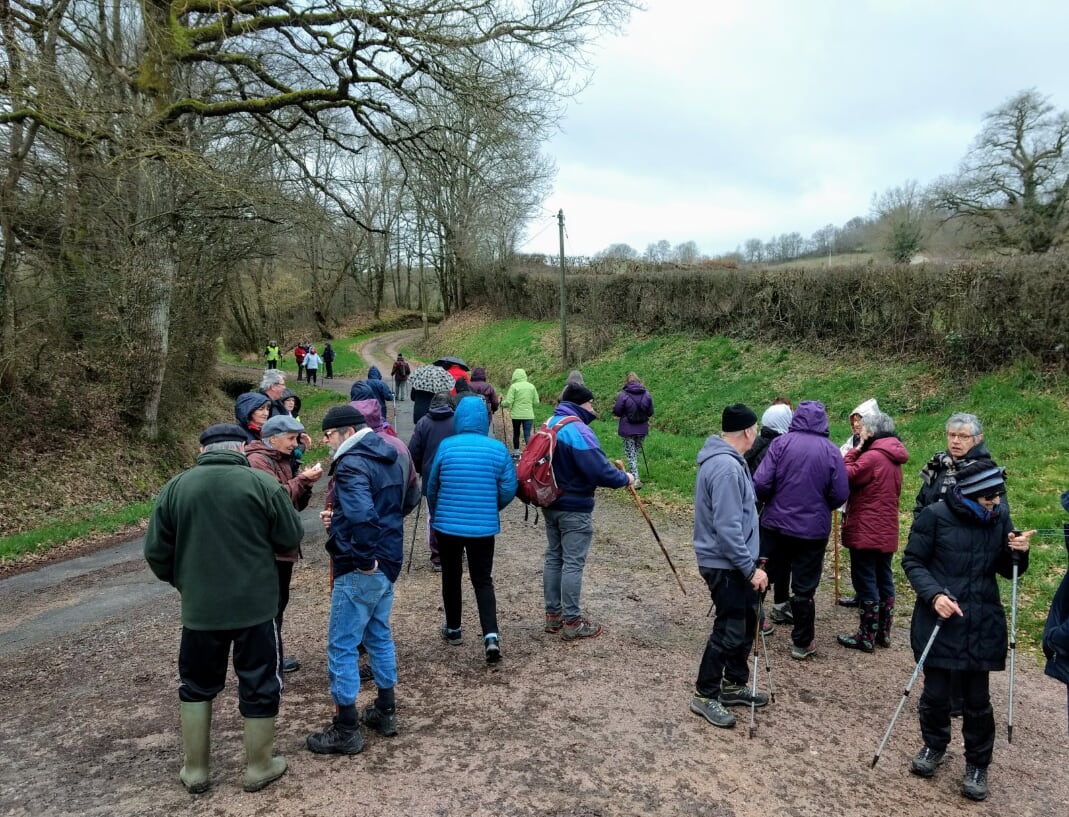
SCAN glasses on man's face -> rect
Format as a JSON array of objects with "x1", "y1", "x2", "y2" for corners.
[
  {"x1": 323, "y1": 429, "x2": 341, "y2": 440},
  {"x1": 947, "y1": 432, "x2": 975, "y2": 441},
  {"x1": 979, "y1": 489, "x2": 1006, "y2": 501}
]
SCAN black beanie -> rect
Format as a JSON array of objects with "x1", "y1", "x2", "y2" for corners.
[
  {"x1": 199, "y1": 423, "x2": 248, "y2": 446},
  {"x1": 561, "y1": 383, "x2": 594, "y2": 405},
  {"x1": 322, "y1": 405, "x2": 366, "y2": 432},
  {"x1": 722, "y1": 403, "x2": 758, "y2": 433}
]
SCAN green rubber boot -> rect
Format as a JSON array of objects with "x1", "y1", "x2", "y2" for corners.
[
  {"x1": 178, "y1": 701, "x2": 212, "y2": 794},
  {"x1": 242, "y1": 717, "x2": 287, "y2": 792}
]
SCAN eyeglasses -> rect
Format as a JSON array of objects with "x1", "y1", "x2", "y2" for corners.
[
  {"x1": 323, "y1": 429, "x2": 342, "y2": 439},
  {"x1": 946, "y1": 432, "x2": 976, "y2": 441},
  {"x1": 979, "y1": 489, "x2": 1005, "y2": 501}
]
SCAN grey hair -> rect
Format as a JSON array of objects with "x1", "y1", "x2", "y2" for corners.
[
  {"x1": 202, "y1": 441, "x2": 245, "y2": 453},
  {"x1": 861, "y1": 411, "x2": 895, "y2": 437},
  {"x1": 946, "y1": 412, "x2": 982, "y2": 436},
  {"x1": 259, "y1": 369, "x2": 285, "y2": 391}
]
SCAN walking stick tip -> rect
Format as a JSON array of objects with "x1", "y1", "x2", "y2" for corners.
[{"x1": 870, "y1": 755, "x2": 879, "y2": 769}]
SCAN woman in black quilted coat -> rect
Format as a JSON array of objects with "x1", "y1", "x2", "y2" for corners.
[{"x1": 901, "y1": 461, "x2": 1034, "y2": 802}]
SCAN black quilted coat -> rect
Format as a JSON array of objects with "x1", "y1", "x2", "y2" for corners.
[{"x1": 902, "y1": 489, "x2": 1027, "y2": 671}]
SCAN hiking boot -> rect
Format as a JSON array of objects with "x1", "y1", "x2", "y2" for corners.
[
  {"x1": 790, "y1": 642, "x2": 816, "y2": 661},
  {"x1": 769, "y1": 602, "x2": 793, "y2": 624},
  {"x1": 633, "y1": 479, "x2": 643, "y2": 490},
  {"x1": 281, "y1": 655, "x2": 300, "y2": 673},
  {"x1": 719, "y1": 682, "x2": 769, "y2": 708},
  {"x1": 440, "y1": 625, "x2": 463, "y2": 646},
  {"x1": 837, "y1": 595, "x2": 859, "y2": 608},
  {"x1": 961, "y1": 764, "x2": 989, "y2": 801},
  {"x1": 562, "y1": 616, "x2": 603, "y2": 641},
  {"x1": 484, "y1": 635, "x2": 502, "y2": 664},
  {"x1": 760, "y1": 614, "x2": 775, "y2": 636},
  {"x1": 359, "y1": 662, "x2": 374, "y2": 684},
  {"x1": 431, "y1": 561, "x2": 442, "y2": 573},
  {"x1": 690, "y1": 694, "x2": 736, "y2": 728},
  {"x1": 544, "y1": 612, "x2": 563, "y2": 634},
  {"x1": 362, "y1": 704, "x2": 398, "y2": 737},
  {"x1": 306, "y1": 719, "x2": 364, "y2": 755},
  {"x1": 909, "y1": 746, "x2": 946, "y2": 778}
]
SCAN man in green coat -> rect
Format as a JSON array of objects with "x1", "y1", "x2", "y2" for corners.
[{"x1": 144, "y1": 423, "x2": 304, "y2": 795}]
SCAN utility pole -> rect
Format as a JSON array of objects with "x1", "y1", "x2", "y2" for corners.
[{"x1": 558, "y1": 209, "x2": 568, "y2": 366}]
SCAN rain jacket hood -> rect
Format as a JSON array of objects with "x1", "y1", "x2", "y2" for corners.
[{"x1": 453, "y1": 395, "x2": 490, "y2": 435}]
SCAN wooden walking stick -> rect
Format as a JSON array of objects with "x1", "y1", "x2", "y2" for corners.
[
  {"x1": 614, "y1": 460, "x2": 686, "y2": 595},
  {"x1": 832, "y1": 509, "x2": 841, "y2": 605}
]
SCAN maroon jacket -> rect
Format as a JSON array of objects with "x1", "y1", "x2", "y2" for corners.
[
  {"x1": 841, "y1": 435, "x2": 909, "y2": 553},
  {"x1": 245, "y1": 441, "x2": 312, "y2": 564}
]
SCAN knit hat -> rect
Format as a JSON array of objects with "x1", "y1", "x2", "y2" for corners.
[
  {"x1": 722, "y1": 403, "x2": 758, "y2": 433},
  {"x1": 955, "y1": 462, "x2": 1006, "y2": 498},
  {"x1": 199, "y1": 423, "x2": 248, "y2": 446},
  {"x1": 560, "y1": 383, "x2": 594, "y2": 405},
  {"x1": 261, "y1": 414, "x2": 305, "y2": 438},
  {"x1": 322, "y1": 405, "x2": 366, "y2": 432},
  {"x1": 761, "y1": 403, "x2": 793, "y2": 435}
]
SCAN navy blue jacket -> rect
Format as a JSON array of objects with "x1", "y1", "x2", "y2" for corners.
[
  {"x1": 408, "y1": 396, "x2": 456, "y2": 492},
  {"x1": 350, "y1": 366, "x2": 395, "y2": 416},
  {"x1": 1044, "y1": 527, "x2": 1069, "y2": 685},
  {"x1": 426, "y1": 396, "x2": 517, "y2": 537},
  {"x1": 546, "y1": 403, "x2": 629, "y2": 513},
  {"x1": 329, "y1": 427, "x2": 420, "y2": 582}
]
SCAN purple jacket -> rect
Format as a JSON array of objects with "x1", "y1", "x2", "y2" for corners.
[
  {"x1": 612, "y1": 381, "x2": 654, "y2": 437},
  {"x1": 752, "y1": 400, "x2": 849, "y2": 540}
]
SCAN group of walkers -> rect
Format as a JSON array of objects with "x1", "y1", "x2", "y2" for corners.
[
  {"x1": 144, "y1": 346, "x2": 1066, "y2": 805},
  {"x1": 693, "y1": 399, "x2": 1044, "y2": 803},
  {"x1": 264, "y1": 339, "x2": 336, "y2": 384}
]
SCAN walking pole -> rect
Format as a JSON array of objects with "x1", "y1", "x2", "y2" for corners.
[
  {"x1": 405, "y1": 498, "x2": 423, "y2": 574},
  {"x1": 614, "y1": 460, "x2": 686, "y2": 595},
  {"x1": 832, "y1": 509, "x2": 841, "y2": 605},
  {"x1": 1008, "y1": 548, "x2": 1022, "y2": 743},
  {"x1": 749, "y1": 588, "x2": 772, "y2": 738},
  {"x1": 756, "y1": 580, "x2": 776, "y2": 704},
  {"x1": 871, "y1": 619, "x2": 944, "y2": 768}
]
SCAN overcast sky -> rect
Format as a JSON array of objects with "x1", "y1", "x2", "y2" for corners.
[{"x1": 521, "y1": 0, "x2": 1069, "y2": 258}]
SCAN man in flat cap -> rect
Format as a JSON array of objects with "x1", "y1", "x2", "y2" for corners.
[
  {"x1": 144, "y1": 423, "x2": 304, "y2": 794},
  {"x1": 690, "y1": 404, "x2": 769, "y2": 729},
  {"x1": 246, "y1": 414, "x2": 325, "y2": 674},
  {"x1": 307, "y1": 405, "x2": 419, "y2": 757},
  {"x1": 540, "y1": 383, "x2": 634, "y2": 642}
]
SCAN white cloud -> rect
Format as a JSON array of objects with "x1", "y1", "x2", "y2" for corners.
[{"x1": 524, "y1": 0, "x2": 1069, "y2": 257}]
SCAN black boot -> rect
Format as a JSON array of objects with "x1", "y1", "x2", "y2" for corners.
[
  {"x1": 876, "y1": 596, "x2": 895, "y2": 648},
  {"x1": 837, "y1": 599, "x2": 877, "y2": 652},
  {"x1": 837, "y1": 595, "x2": 859, "y2": 608},
  {"x1": 306, "y1": 704, "x2": 364, "y2": 755}
]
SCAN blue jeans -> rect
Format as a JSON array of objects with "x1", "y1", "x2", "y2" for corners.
[
  {"x1": 848, "y1": 549, "x2": 895, "y2": 602},
  {"x1": 542, "y1": 508, "x2": 594, "y2": 620},
  {"x1": 328, "y1": 570, "x2": 397, "y2": 706}
]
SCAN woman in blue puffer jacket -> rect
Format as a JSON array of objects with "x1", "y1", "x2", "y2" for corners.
[{"x1": 425, "y1": 396, "x2": 517, "y2": 664}]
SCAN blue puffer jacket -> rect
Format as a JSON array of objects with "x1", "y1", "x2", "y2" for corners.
[
  {"x1": 752, "y1": 400, "x2": 849, "y2": 539},
  {"x1": 546, "y1": 403, "x2": 630, "y2": 513},
  {"x1": 426, "y1": 396, "x2": 517, "y2": 537},
  {"x1": 330, "y1": 427, "x2": 420, "y2": 583}
]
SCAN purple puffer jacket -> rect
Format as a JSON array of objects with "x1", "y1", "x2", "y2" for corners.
[
  {"x1": 752, "y1": 400, "x2": 849, "y2": 540},
  {"x1": 612, "y1": 381, "x2": 654, "y2": 437}
]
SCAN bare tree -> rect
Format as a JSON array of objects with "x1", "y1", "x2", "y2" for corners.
[
  {"x1": 872, "y1": 180, "x2": 929, "y2": 262},
  {"x1": 932, "y1": 88, "x2": 1069, "y2": 253},
  {"x1": 597, "y1": 243, "x2": 638, "y2": 260}
]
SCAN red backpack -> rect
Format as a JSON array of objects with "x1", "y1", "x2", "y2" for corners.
[{"x1": 516, "y1": 416, "x2": 579, "y2": 507}]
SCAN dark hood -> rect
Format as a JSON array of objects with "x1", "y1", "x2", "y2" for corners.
[
  {"x1": 471, "y1": 366, "x2": 488, "y2": 382},
  {"x1": 368, "y1": 366, "x2": 383, "y2": 380},
  {"x1": 281, "y1": 388, "x2": 301, "y2": 417},
  {"x1": 235, "y1": 392, "x2": 270, "y2": 426}
]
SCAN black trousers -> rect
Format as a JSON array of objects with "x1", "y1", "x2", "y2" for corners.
[
  {"x1": 436, "y1": 531, "x2": 499, "y2": 637},
  {"x1": 325, "y1": 361, "x2": 333, "y2": 378},
  {"x1": 178, "y1": 619, "x2": 283, "y2": 718},
  {"x1": 919, "y1": 666, "x2": 995, "y2": 767},
  {"x1": 760, "y1": 526, "x2": 826, "y2": 647},
  {"x1": 695, "y1": 567, "x2": 756, "y2": 697}
]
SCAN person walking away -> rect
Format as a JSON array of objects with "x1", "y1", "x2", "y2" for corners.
[
  {"x1": 501, "y1": 368, "x2": 539, "y2": 457},
  {"x1": 690, "y1": 404, "x2": 770, "y2": 729},
  {"x1": 747, "y1": 400, "x2": 793, "y2": 633},
  {"x1": 264, "y1": 341, "x2": 282, "y2": 370},
  {"x1": 835, "y1": 411, "x2": 908, "y2": 652},
  {"x1": 426, "y1": 395, "x2": 517, "y2": 661},
  {"x1": 245, "y1": 415, "x2": 325, "y2": 673},
  {"x1": 835, "y1": 398, "x2": 881, "y2": 607},
  {"x1": 322, "y1": 342, "x2": 336, "y2": 379},
  {"x1": 303, "y1": 347, "x2": 322, "y2": 385},
  {"x1": 349, "y1": 366, "x2": 394, "y2": 418},
  {"x1": 752, "y1": 400, "x2": 849, "y2": 660},
  {"x1": 144, "y1": 423, "x2": 304, "y2": 794},
  {"x1": 467, "y1": 366, "x2": 501, "y2": 430},
  {"x1": 293, "y1": 342, "x2": 308, "y2": 382},
  {"x1": 902, "y1": 461, "x2": 1033, "y2": 801},
  {"x1": 408, "y1": 392, "x2": 457, "y2": 571},
  {"x1": 391, "y1": 354, "x2": 411, "y2": 401},
  {"x1": 612, "y1": 372, "x2": 654, "y2": 489},
  {"x1": 1042, "y1": 490, "x2": 1069, "y2": 734},
  {"x1": 235, "y1": 392, "x2": 272, "y2": 442},
  {"x1": 541, "y1": 383, "x2": 634, "y2": 640},
  {"x1": 306, "y1": 406, "x2": 420, "y2": 755}
]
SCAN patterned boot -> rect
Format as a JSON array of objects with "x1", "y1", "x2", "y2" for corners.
[
  {"x1": 836, "y1": 599, "x2": 877, "y2": 653},
  {"x1": 876, "y1": 597, "x2": 895, "y2": 648}
]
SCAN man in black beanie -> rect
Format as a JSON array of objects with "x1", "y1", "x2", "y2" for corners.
[
  {"x1": 307, "y1": 404, "x2": 420, "y2": 756},
  {"x1": 540, "y1": 383, "x2": 634, "y2": 641},
  {"x1": 690, "y1": 404, "x2": 769, "y2": 729}
]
